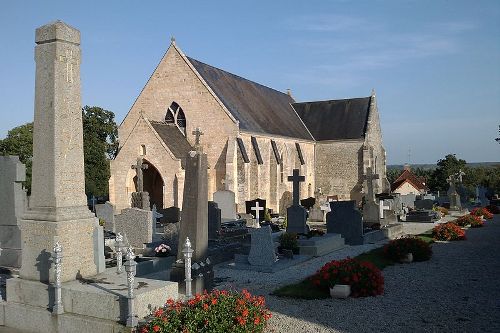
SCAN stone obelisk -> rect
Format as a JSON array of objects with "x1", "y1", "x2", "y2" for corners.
[{"x1": 19, "y1": 21, "x2": 99, "y2": 282}]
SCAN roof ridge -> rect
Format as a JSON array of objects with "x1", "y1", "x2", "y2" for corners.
[
  {"x1": 294, "y1": 96, "x2": 371, "y2": 104},
  {"x1": 186, "y1": 56, "x2": 293, "y2": 101}
]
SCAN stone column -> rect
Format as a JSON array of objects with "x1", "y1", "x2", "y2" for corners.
[{"x1": 19, "y1": 21, "x2": 99, "y2": 283}]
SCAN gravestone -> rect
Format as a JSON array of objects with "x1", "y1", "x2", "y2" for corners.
[
  {"x1": 478, "y1": 186, "x2": 490, "y2": 206},
  {"x1": 159, "y1": 206, "x2": 180, "y2": 224},
  {"x1": 247, "y1": 225, "x2": 277, "y2": 267},
  {"x1": 279, "y1": 191, "x2": 293, "y2": 216},
  {"x1": 362, "y1": 167, "x2": 380, "y2": 225},
  {"x1": 213, "y1": 190, "x2": 237, "y2": 221},
  {"x1": 300, "y1": 197, "x2": 316, "y2": 210},
  {"x1": 95, "y1": 201, "x2": 116, "y2": 232},
  {"x1": 415, "y1": 199, "x2": 434, "y2": 210},
  {"x1": 250, "y1": 201, "x2": 264, "y2": 223},
  {"x1": 0, "y1": 156, "x2": 27, "y2": 269},
  {"x1": 327, "y1": 201, "x2": 364, "y2": 245},
  {"x1": 399, "y1": 193, "x2": 416, "y2": 209},
  {"x1": 245, "y1": 198, "x2": 266, "y2": 221},
  {"x1": 152, "y1": 204, "x2": 163, "y2": 241},
  {"x1": 114, "y1": 208, "x2": 153, "y2": 248},
  {"x1": 447, "y1": 175, "x2": 462, "y2": 210},
  {"x1": 208, "y1": 201, "x2": 222, "y2": 240},
  {"x1": 131, "y1": 157, "x2": 150, "y2": 210},
  {"x1": 286, "y1": 169, "x2": 309, "y2": 234},
  {"x1": 308, "y1": 189, "x2": 324, "y2": 222}
]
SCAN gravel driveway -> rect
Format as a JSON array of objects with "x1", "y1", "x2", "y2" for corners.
[{"x1": 215, "y1": 215, "x2": 500, "y2": 333}]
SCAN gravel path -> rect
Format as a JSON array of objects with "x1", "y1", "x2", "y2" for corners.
[{"x1": 214, "y1": 215, "x2": 500, "y2": 333}]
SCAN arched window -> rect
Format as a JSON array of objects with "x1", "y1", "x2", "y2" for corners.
[{"x1": 165, "y1": 102, "x2": 187, "y2": 135}]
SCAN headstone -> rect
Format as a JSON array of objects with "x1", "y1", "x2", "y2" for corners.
[
  {"x1": 131, "y1": 157, "x2": 150, "y2": 210},
  {"x1": 415, "y1": 199, "x2": 434, "y2": 210},
  {"x1": 447, "y1": 175, "x2": 461, "y2": 210},
  {"x1": 362, "y1": 167, "x2": 380, "y2": 225},
  {"x1": 115, "y1": 208, "x2": 153, "y2": 248},
  {"x1": 478, "y1": 186, "x2": 490, "y2": 206},
  {"x1": 250, "y1": 201, "x2": 264, "y2": 222},
  {"x1": 286, "y1": 169, "x2": 309, "y2": 234},
  {"x1": 19, "y1": 21, "x2": 101, "y2": 282},
  {"x1": 400, "y1": 193, "x2": 416, "y2": 209},
  {"x1": 95, "y1": 201, "x2": 116, "y2": 232},
  {"x1": 208, "y1": 201, "x2": 222, "y2": 240},
  {"x1": 0, "y1": 156, "x2": 27, "y2": 268},
  {"x1": 279, "y1": 191, "x2": 293, "y2": 216},
  {"x1": 326, "y1": 201, "x2": 364, "y2": 245},
  {"x1": 247, "y1": 225, "x2": 277, "y2": 267},
  {"x1": 300, "y1": 197, "x2": 316, "y2": 210},
  {"x1": 159, "y1": 206, "x2": 180, "y2": 224},
  {"x1": 245, "y1": 198, "x2": 266, "y2": 221},
  {"x1": 152, "y1": 204, "x2": 163, "y2": 240},
  {"x1": 213, "y1": 190, "x2": 237, "y2": 221},
  {"x1": 163, "y1": 222, "x2": 180, "y2": 253}
]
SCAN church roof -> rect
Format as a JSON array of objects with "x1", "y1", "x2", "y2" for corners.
[
  {"x1": 187, "y1": 57, "x2": 313, "y2": 140},
  {"x1": 391, "y1": 169, "x2": 428, "y2": 192},
  {"x1": 292, "y1": 97, "x2": 371, "y2": 141},
  {"x1": 149, "y1": 121, "x2": 193, "y2": 167}
]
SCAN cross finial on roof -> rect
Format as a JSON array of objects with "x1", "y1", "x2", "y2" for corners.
[
  {"x1": 170, "y1": 36, "x2": 176, "y2": 45},
  {"x1": 371, "y1": 88, "x2": 376, "y2": 96},
  {"x1": 286, "y1": 88, "x2": 292, "y2": 97}
]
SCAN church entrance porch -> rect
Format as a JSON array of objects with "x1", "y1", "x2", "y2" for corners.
[{"x1": 133, "y1": 159, "x2": 164, "y2": 209}]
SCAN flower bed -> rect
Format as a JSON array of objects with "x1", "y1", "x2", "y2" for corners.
[
  {"x1": 432, "y1": 222, "x2": 466, "y2": 241},
  {"x1": 310, "y1": 258, "x2": 384, "y2": 297},
  {"x1": 471, "y1": 207, "x2": 493, "y2": 219},
  {"x1": 454, "y1": 214, "x2": 480, "y2": 227},
  {"x1": 138, "y1": 289, "x2": 271, "y2": 333},
  {"x1": 485, "y1": 204, "x2": 500, "y2": 214},
  {"x1": 383, "y1": 237, "x2": 432, "y2": 262},
  {"x1": 470, "y1": 217, "x2": 484, "y2": 228}
]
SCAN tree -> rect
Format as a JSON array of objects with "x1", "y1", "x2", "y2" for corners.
[
  {"x1": 82, "y1": 106, "x2": 118, "y2": 197},
  {"x1": 0, "y1": 106, "x2": 118, "y2": 198},
  {"x1": 0, "y1": 122, "x2": 33, "y2": 194},
  {"x1": 428, "y1": 154, "x2": 467, "y2": 192}
]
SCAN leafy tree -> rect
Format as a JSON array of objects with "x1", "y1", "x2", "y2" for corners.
[
  {"x1": 428, "y1": 154, "x2": 467, "y2": 192},
  {"x1": 82, "y1": 106, "x2": 118, "y2": 197},
  {"x1": 0, "y1": 106, "x2": 118, "y2": 198},
  {"x1": 0, "y1": 122, "x2": 33, "y2": 194},
  {"x1": 386, "y1": 168, "x2": 401, "y2": 184}
]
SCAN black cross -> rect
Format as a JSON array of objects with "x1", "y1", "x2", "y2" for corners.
[
  {"x1": 131, "y1": 157, "x2": 148, "y2": 192},
  {"x1": 288, "y1": 169, "x2": 305, "y2": 206},
  {"x1": 192, "y1": 127, "x2": 204, "y2": 151}
]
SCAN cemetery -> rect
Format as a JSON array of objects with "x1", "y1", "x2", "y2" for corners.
[{"x1": 0, "y1": 8, "x2": 499, "y2": 333}]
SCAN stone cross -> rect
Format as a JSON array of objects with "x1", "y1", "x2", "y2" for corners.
[
  {"x1": 192, "y1": 127, "x2": 204, "y2": 151},
  {"x1": 288, "y1": 169, "x2": 305, "y2": 206},
  {"x1": 363, "y1": 167, "x2": 379, "y2": 202},
  {"x1": 131, "y1": 157, "x2": 148, "y2": 192},
  {"x1": 457, "y1": 169, "x2": 465, "y2": 183},
  {"x1": 251, "y1": 201, "x2": 264, "y2": 221}
]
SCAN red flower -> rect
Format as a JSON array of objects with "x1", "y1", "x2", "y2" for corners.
[
  {"x1": 203, "y1": 303, "x2": 209, "y2": 311},
  {"x1": 153, "y1": 325, "x2": 160, "y2": 332}
]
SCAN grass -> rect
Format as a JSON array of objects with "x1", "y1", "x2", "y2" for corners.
[{"x1": 416, "y1": 232, "x2": 435, "y2": 244}]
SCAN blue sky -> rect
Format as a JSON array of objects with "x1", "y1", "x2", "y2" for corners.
[{"x1": 0, "y1": 0, "x2": 499, "y2": 164}]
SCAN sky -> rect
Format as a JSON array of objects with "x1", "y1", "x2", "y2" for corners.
[{"x1": 0, "y1": 0, "x2": 499, "y2": 164}]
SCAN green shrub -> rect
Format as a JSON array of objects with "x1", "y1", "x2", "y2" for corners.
[{"x1": 279, "y1": 232, "x2": 298, "y2": 251}]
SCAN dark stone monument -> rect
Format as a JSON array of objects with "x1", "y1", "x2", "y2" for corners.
[
  {"x1": 327, "y1": 201, "x2": 364, "y2": 245},
  {"x1": 415, "y1": 199, "x2": 434, "y2": 210},
  {"x1": 286, "y1": 169, "x2": 309, "y2": 234},
  {"x1": 170, "y1": 128, "x2": 213, "y2": 293},
  {"x1": 131, "y1": 157, "x2": 150, "y2": 210},
  {"x1": 159, "y1": 206, "x2": 180, "y2": 224},
  {"x1": 300, "y1": 197, "x2": 316, "y2": 210},
  {"x1": 208, "y1": 201, "x2": 221, "y2": 240},
  {"x1": 245, "y1": 198, "x2": 266, "y2": 221},
  {"x1": 447, "y1": 173, "x2": 462, "y2": 211}
]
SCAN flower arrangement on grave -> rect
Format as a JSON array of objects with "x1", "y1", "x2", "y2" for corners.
[
  {"x1": 310, "y1": 258, "x2": 384, "y2": 297},
  {"x1": 138, "y1": 289, "x2": 272, "y2": 333},
  {"x1": 154, "y1": 244, "x2": 171, "y2": 257},
  {"x1": 454, "y1": 214, "x2": 481, "y2": 227},
  {"x1": 471, "y1": 207, "x2": 493, "y2": 220},
  {"x1": 434, "y1": 206, "x2": 449, "y2": 217},
  {"x1": 383, "y1": 237, "x2": 432, "y2": 262},
  {"x1": 469, "y1": 217, "x2": 484, "y2": 228},
  {"x1": 307, "y1": 229, "x2": 325, "y2": 238},
  {"x1": 485, "y1": 204, "x2": 500, "y2": 214},
  {"x1": 432, "y1": 222, "x2": 466, "y2": 241},
  {"x1": 278, "y1": 232, "x2": 299, "y2": 254}
]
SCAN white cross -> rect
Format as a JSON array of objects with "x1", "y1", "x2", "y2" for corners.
[
  {"x1": 379, "y1": 200, "x2": 391, "y2": 219},
  {"x1": 59, "y1": 49, "x2": 78, "y2": 83},
  {"x1": 251, "y1": 202, "x2": 264, "y2": 222}
]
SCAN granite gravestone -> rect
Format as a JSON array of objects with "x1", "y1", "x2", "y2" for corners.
[
  {"x1": 95, "y1": 201, "x2": 116, "y2": 232},
  {"x1": 327, "y1": 201, "x2": 364, "y2": 245},
  {"x1": 279, "y1": 191, "x2": 293, "y2": 216},
  {"x1": 114, "y1": 208, "x2": 153, "y2": 248},
  {"x1": 286, "y1": 169, "x2": 309, "y2": 234},
  {"x1": 213, "y1": 190, "x2": 237, "y2": 221},
  {"x1": 246, "y1": 198, "x2": 266, "y2": 221},
  {"x1": 131, "y1": 157, "x2": 150, "y2": 210},
  {"x1": 300, "y1": 197, "x2": 316, "y2": 210},
  {"x1": 208, "y1": 201, "x2": 222, "y2": 240},
  {"x1": 362, "y1": 167, "x2": 380, "y2": 225},
  {"x1": 0, "y1": 156, "x2": 27, "y2": 268},
  {"x1": 247, "y1": 225, "x2": 277, "y2": 267},
  {"x1": 415, "y1": 199, "x2": 434, "y2": 210},
  {"x1": 159, "y1": 206, "x2": 180, "y2": 224}
]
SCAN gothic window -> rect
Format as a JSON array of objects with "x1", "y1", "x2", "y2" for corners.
[{"x1": 165, "y1": 102, "x2": 186, "y2": 135}]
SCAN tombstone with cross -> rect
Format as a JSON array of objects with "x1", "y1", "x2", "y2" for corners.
[
  {"x1": 447, "y1": 172, "x2": 462, "y2": 211},
  {"x1": 192, "y1": 127, "x2": 204, "y2": 152},
  {"x1": 131, "y1": 157, "x2": 150, "y2": 209},
  {"x1": 251, "y1": 201, "x2": 264, "y2": 226},
  {"x1": 362, "y1": 167, "x2": 381, "y2": 225},
  {"x1": 286, "y1": 169, "x2": 309, "y2": 234}
]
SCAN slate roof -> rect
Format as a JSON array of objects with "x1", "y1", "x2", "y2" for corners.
[
  {"x1": 292, "y1": 97, "x2": 371, "y2": 141},
  {"x1": 391, "y1": 169, "x2": 428, "y2": 192},
  {"x1": 149, "y1": 121, "x2": 193, "y2": 167},
  {"x1": 187, "y1": 57, "x2": 313, "y2": 140}
]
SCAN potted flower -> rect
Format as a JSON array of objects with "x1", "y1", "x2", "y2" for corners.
[
  {"x1": 154, "y1": 244, "x2": 171, "y2": 257},
  {"x1": 383, "y1": 237, "x2": 432, "y2": 263}
]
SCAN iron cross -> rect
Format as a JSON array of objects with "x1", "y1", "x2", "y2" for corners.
[
  {"x1": 131, "y1": 157, "x2": 148, "y2": 192},
  {"x1": 192, "y1": 127, "x2": 204, "y2": 151},
  {"x1": 288, "y1": 169, "x2": 305, "y2": 206}
]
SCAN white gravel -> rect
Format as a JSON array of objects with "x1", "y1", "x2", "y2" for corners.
[{"x1": 214, "y1": 215, "x2": 500, "y2": 333}]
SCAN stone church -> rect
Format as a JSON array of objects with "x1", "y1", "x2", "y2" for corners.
[{"x1": 109, "y1": 40, "x2": 390, "y2": 213}]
